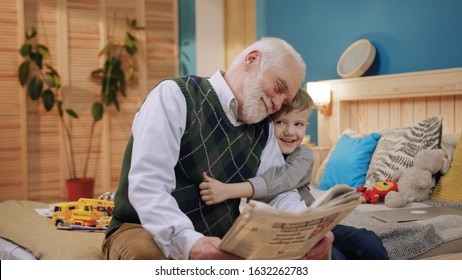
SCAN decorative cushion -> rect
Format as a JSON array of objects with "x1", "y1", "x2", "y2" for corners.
[
  {"x1": 312, "y1": 129, "x2": 363, "y2": 187},
  {"x1": 317, "y1": 132, "x2": 381, "y2": 190},
  {"x1": 431, "y1": 133, "x2": 462, "y2": 202},
  {"x1": 440, "y1": 133, "x2": 461, "y2": 174},
  {"x1": 364, "y1": 115, "x2": 443, "y2": 188}
]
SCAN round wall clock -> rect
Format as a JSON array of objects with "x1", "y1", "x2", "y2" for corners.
[{"x1": 337, "y1": 39, "x2": 376, "y2": 78}]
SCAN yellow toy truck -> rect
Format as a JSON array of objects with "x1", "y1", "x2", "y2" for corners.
[{"x1": 51, "y1": 198, "x2": 114, "y2": 227}]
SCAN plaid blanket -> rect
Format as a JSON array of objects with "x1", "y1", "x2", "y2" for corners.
[{"x1": 340, "y1": 200, "x2": 462, "y2": 259}]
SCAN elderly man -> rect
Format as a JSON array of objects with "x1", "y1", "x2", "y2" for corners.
[{"x1": 103, "y1": 37, "x2": 333, "y2": 260}]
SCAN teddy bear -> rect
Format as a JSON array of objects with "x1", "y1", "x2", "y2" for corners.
[
  {"x1": 357, "y1": 180, "x2": 398, "y2": 204},
  {"x1": 384, "y1": 149, "x2": 449, "y2": 208}
]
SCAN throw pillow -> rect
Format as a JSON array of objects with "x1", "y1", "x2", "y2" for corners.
[
  {"x1": 364, "y1": 115, "x2": 443, "y2": 188},
  {"x1": 431, "y1": 133, "x2": 462, "y2": 202},
  {"x1": 312, "y1": 129, "x2": 363, "y2": 187},
  {"x1": 440, "y1": 133, "x2": 461, "y2": 173},
  {"x1": 317, "y1": 132, "x2": 381, "y2": 190}
]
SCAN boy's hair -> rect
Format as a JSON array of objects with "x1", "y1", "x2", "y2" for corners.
[{"x1": 272, "y1": 88, "x2": 315, "y2": 119}]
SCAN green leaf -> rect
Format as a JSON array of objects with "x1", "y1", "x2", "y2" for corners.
[
  {"x1": 29, "y1": 52, "x2": 43, "y2": 69},
  {"x1": 41, "y1": 89, "x2": 55, "y2": 111},
  {"x1": 66, "y1": 109, "x2": 79, "y2": 119},
  {"x1": 113, "y1": 95, "x2": 120, "y2": 111},
  {"x1": 25, "y1": 27, "x2": 36, "y2": 40},
  {"x1": 45, "y1": 64, "x2": 58, "y2": 75},
  {"x1": 128, "y1": 19, "x2": 145, "y2": 30},
  {"x1": 27, "y1": 75, "x2": 43, "y2": 100},
  {"x1": 18, "y1": 61, "x2": 30, "y2": 86},
  {"x1": 126, "y1": 32, "x2": 136, "y2": 41},
  {"x1": 91, "y1": 69, "x2": 104, "y2": 79},
  {"x1": 36, "y1": 45, "x2": 50, "y2": 59},
  {"x1": 45, "y1": 65, "x2": 61, "y2": 89},
  {"x1": 20, "y1": 44, "x2": 32, "y2": 57},
  {"x1": 125, "y1": 43, "x2": 137, "y2": 55},
  {"x1": 92, "y1": 102, "x2": 104, "y2": 122},
  {"x1": 118, "y1": 71, "x2": 127, "y2": 96},
  {"x1": 125, "y1": 33, "x2": 138, "y2": 55},
  {"x1": 130, "y1": 19, "x2": 137, "y2": 29}
]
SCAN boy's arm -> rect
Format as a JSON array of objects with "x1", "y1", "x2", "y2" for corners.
[
  {"x1": 199, "y1": 172, "x2": 253, "y2": 205},
  {"x1": 248, "y1": 145, "x2": 314, "y2": 200}
]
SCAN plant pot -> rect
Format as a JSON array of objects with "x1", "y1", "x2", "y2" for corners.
[{"x1": 66, "y1": 178, "x2": 95, "y2": 201}]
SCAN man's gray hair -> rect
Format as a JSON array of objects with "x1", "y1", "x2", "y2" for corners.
[{"x1": 229, "y1": 37, "x2": 306, "y2": 81}]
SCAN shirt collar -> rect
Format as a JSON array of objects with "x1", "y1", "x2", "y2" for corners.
[{"x1": 208, "y1": 70, "x2": 242, "y2": 126}]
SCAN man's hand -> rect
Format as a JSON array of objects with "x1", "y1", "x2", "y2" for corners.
[
  {"x1": 190, "y1": 232, "x2": 334, "y2": 260},
  {"x1": 298, "y1": 231, "x2": 334, "y2": 260},
  {"x1": 189, "y1": 236, "x2": 243, "y2": 260}
]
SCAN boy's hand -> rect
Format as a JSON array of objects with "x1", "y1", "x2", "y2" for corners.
[{"x1": 199, "y1": 172, "x2": 230, "y2": 205}]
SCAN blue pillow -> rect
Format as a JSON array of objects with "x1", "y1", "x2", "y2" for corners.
[{"x1": 317, "y1": 132, "x2": 381, "y2": 190}]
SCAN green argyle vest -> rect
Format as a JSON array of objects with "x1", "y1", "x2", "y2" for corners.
[{"x1": 107, "y1": 75, "x2": 269, "y2": 238}]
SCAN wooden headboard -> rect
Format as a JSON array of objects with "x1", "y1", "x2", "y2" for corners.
[{"x1": 317, "y1": 67, "x2": 462, "y2": 147}]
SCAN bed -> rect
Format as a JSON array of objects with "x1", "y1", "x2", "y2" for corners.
[
  {"x1": 1, "y1": 68, "x2": 461, "y2": 260},
  {"x1": 0, "y1": 200, "x2": 103, "y2": 260},
  {"x1": 309, "y1": 67, "x2": 462, "y2": 260}
]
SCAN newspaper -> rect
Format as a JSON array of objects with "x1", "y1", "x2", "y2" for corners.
[{"x1": 218, "y1": 184, "x2": 361, "y2": 260}]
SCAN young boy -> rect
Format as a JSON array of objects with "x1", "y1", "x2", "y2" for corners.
[{"x1": 200, "y1": 88, "x2": 389, "y2": 260}]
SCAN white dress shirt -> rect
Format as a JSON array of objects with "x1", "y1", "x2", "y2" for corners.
[{"x1": 128, "y1": 71, "x2": 306, "y2": 259}]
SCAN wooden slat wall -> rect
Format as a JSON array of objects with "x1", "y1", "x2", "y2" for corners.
[
  {"x1": 0, "y1": 0, "x2": 178, "y2": 201},
  {"x1": 318, "y1": 68, "x2": 462, "y2": 147},
  {"x1": 224, "y1": 0, "x2": 256, "y2": 68},
  {"x1": 0, "y1": 0, "x2": 26, "y2": 200}
]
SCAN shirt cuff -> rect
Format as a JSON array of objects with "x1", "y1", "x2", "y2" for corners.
[
  {"x1": 169, "y1": 228, "x2": 204, "y2": 260},
  {"x1": 247, "y1": 176, "x2": 269, "y2": 199}
]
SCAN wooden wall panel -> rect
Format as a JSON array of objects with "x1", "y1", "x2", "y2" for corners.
[
  {"x1": 0, "y1": 0, "x2": 178, "y2": 202},
  {"x1": 0, "y1": 0, "x2": 25, "y2": 200},
  {"x1": 224, "y1": 0, "x2": 256, "y2": 68},
  {"x1": 23, "y1": 0, "x2": 64, "y2": 200},
  {"x1": 319, "y1": 68, "x2": 462, "y2": 147},
  {"x1": 67, "y1": 0, "x2": 103, "y2": 197},
  {"x1": 144, "y1": 0, "x2": 179, "y2": 98}
]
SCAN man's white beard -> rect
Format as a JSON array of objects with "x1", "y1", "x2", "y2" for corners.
[{"x1": 241, "y1": 73, "x2": 271, "y2": 124}]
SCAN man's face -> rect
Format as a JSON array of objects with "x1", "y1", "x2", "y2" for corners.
[
  {"x1": 240, "y1": 57, "x2": 302, "y2": 124},
  {"x1": 240, "y1": 71, "x2": 271, "y2": 124},
  {"x1": 273, "y1": 108, "x2": 310, "y2": 155}
]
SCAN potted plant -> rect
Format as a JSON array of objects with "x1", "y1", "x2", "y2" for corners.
[
  {"x1": 18, "y1": 27, "x2": 85, "y2": 200},
  {"x1": 18, "y1": 18, "x2": 144, "y2": 201}
]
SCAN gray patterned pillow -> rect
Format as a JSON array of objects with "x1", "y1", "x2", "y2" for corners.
[{"x1": 364, "y1": 115, "x2": 443, "y2": 188}]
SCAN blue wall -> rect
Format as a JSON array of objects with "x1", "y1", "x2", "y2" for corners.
[
  {"x1": 179, "y1": 0, "x2": 196, "y2": 75},
  {"x1": 256, "y1": 0, "x2": 462, "y2": 144}
]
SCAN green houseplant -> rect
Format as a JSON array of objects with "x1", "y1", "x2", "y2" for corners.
[
  {"x1": 84, "y1": 18, "x2": 144, "y2": 195},
  {"x1": 89, "y1": 18, "x2": 144, "y2": 174},
  {"x1": 18, "y1": 19, "x2": 144, "y2": 200},
  {"x1": 18, "y1": 27, "x2": 81, "y2": 185}
]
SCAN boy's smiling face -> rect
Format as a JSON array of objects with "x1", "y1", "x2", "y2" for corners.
[{"x1": 273, "y1": 108, "x2": 311, "y2": 155}]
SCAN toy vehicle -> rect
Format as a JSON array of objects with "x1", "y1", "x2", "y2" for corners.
[{"x1": 51, "y1": 198, "x2": 114, "y2": 227}]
